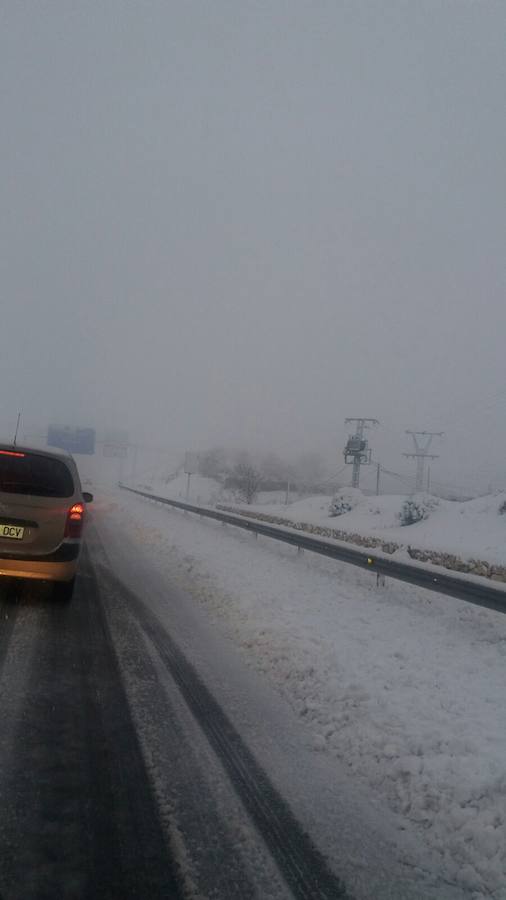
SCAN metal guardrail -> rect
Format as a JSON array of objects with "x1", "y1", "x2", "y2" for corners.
[{"x1": 119, "y1": 484, "x2": 506, "y2": 616}]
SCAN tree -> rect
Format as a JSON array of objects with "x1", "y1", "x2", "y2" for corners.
[{"x1": 232, "y1": 462, "x2": 262, "y2": 504}]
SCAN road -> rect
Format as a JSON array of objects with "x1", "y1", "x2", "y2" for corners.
[{"x1": 0, "y1": 508, "x2": 464, "y2": 900}]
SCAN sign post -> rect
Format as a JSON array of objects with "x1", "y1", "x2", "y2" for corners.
[{"x1": 184, "y1": 452, "x2": 199, "y2": 502}]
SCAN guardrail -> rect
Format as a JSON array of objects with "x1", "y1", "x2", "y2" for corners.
[{"x1": 119, "y1": 485, "x2": 506, "y2": 616}]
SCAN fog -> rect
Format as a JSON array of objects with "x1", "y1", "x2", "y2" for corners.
[{"x1": 1, "y1": 2, "x2": 504, "y2": 491}]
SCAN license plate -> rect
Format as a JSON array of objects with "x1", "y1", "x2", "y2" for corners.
[{"x1": 0, "y1": 524, "x2": 25, "y2": 540}]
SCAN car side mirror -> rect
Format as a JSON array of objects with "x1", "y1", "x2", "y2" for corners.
[{"x1": 82, "y1": 492, "x2": 94, "y2": 503}]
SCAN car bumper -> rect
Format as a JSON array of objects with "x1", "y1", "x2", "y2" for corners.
[
  {"x1": 0, "y1": 559, "x2": 79, "y2": 582},
  {"x1": 0, "y1": 541, "x2": 81, "y2": 583}
]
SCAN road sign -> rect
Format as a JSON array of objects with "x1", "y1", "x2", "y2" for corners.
[
  {"x1": 103, "y1": 443, "x2": 128, "y2": 459},
  {"x1": 47, "y1": 425, "x2": 96, "y2": 455}
]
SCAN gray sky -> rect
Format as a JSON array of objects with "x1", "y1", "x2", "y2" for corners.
[{"x1": 1, "y1": 2, "x2": 505, "y2": 489}]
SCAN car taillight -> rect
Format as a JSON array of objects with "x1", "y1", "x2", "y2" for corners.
[{"x1": 64, "y1": 502, "x2": 85, "y2": 539}]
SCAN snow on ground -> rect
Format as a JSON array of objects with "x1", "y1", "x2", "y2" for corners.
[
  {"x1": 232, "y1": 490, "x2": 506, "y2": 569},
  {"x1": 134, "y1": 474, "x2": 302, "y2": 510},
  {"x1": 130, "y1": 474, "x2": 506, "y2": 569},
  {"x1": 101, "y1": 488, "x2": 506, "y2": 898},
  {"x1": 138, "y1": 472, "x2": 229, "y2": 506}
]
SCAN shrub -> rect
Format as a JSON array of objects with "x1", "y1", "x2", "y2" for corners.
[
  {"x1": 399, "y1": 494, "x2": 439, "y2": 526},
  {"x1": 329, "y1": 488, "x2": 362, "y2": 517}
]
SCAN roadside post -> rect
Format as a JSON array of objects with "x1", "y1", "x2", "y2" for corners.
[{"x1": 184, "y1": 452, "x2": 200, "y2": 503}]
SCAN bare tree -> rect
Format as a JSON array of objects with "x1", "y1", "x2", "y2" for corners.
[{"x1": 233, "y1": 462, "x2": 262, "y2": 504}]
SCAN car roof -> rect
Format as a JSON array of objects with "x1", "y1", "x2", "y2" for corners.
[{"x1": 0, "y1": 442, "x2": 74, "y2": 463}]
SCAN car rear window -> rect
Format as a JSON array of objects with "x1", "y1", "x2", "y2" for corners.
[{"x1": 0, "y1": 453, "x2": 74, "y2": 498}]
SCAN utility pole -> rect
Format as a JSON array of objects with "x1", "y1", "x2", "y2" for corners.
[
  {"x1": 130, "y1": 444, "x2": 139, "y2": 482},
  {"x1": 376, "y1": 462, "x2": 381, "y2": 495},
  {"x1": 344, "y1": 418, "x2": 379, "y2": 488},
  {"x1": 184, "y1": 451, "x2": 199, "y2": 502},
  {"x1": 403, "y1": 431, "x2": 443, "y2": 493}
]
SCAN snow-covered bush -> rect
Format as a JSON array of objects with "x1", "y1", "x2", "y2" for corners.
[
  {"x1": 399, "y1": 494, "x2": 439, "y2": 526},
  {"x1": 328, "y1": 488, "x2": 362, "y2": 517}
]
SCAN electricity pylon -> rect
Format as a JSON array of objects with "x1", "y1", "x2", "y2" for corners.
[
  {"x1": 344, "y1": 418, "x2": 379, "y2": 488},
  {"x1": 403, "y1": 431, "x2": 443, "y2": 492}
]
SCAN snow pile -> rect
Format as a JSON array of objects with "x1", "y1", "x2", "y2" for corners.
[
  {"x1": 108, "y1": 488, "x2": 506, "y2": 896},
  {"x1": 328, "y1": 487, "x2": 363, "y2": 517},
  {"x1": 398, "y1": 493, "x2": 440, "y2": 526}
]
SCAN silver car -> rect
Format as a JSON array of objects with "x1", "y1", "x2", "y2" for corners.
[{"x1": 0, "y1": 443, "x2": 93, "y2": 600}]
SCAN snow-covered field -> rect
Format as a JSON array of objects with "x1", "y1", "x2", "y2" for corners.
[
  {"x1": 102, "y1": 487, "x2": 506, "y2": 898},
  {"x1": 248, "y1": 491, "x2": 506, "y2": 568},
  {"x1": 138, "y1": 474, "x2": 506, "y2": 571},
  {"x1": 141, "y1": 472, "x2": 228, "y2": 506}
]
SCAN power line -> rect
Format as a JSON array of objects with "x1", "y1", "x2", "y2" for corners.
[
  {"x1": 378, "y1": 467, "x2": 413, "y2": 489},
  {"x1": 379, "y1": 467, "x2": 412, "y2": 483},
  {"x1": 319, "y1": 465, "x2": 348, "y2": 484}
]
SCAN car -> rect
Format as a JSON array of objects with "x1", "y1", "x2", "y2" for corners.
[{"x1": 0, "y1": 443, "x2": 93, "y2": 601}]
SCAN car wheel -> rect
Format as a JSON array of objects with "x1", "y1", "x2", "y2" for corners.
[{"x1": 53, "y1": 577, "x2": 76, "y2": 603}]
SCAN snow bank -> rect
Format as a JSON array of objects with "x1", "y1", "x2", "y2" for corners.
[
  {"x1": 129, "y1": 477, "x2": 506, "y2": 577},
  {"x1": 220, "y1": 491, "x2": 506, "y2": 577}
]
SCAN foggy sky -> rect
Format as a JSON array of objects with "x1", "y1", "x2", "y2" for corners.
[{"x1": 1, "y1": 2, "x2": 505, "y2": 489}]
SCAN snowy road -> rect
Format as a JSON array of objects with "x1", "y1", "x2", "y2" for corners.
[
  {"x1": 0, "y1": 545, "x2": 182, "y2": 900},
  {"x1": 0, "y1": 492, "x2": 500, "y2": 899}
]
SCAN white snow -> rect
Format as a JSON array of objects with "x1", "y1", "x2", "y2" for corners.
[
  {"x1": 229, "y1": 489, "x2": 506, "y2": 568},
  {"x1": 99, "y1": 487, "x2": 506, "y2": 898},
  {"x1": 136, "y1": 472, "x2": 231, "y2": 507},
  {"x1": 132, "y1": 475, "x2": 506, "y2": 569}
]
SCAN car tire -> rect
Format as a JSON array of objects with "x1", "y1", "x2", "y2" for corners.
[{"x1": 53, "y1": 577, "x2": 76, "y2": 603}]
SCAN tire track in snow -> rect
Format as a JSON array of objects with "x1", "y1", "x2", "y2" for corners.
[
  {"x1": 0, "y1": 553, "x2": 185, "y2": 900},
  {"x1": 98, "y1": 565, "x2": 352, "y2": 900}
]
